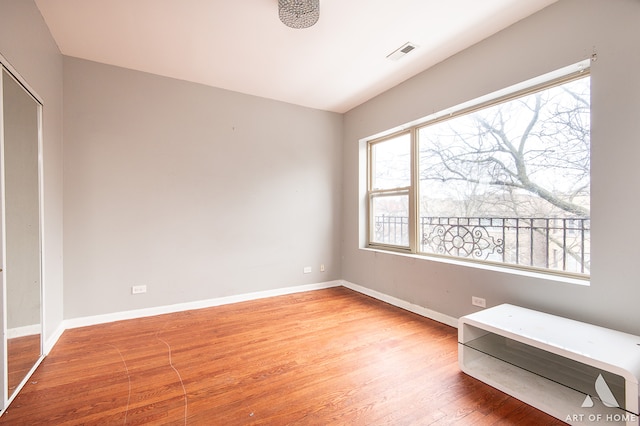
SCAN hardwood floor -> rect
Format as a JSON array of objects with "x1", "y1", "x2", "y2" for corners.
[
  {"x1": 0, "y1": 287, "x2": 565, "y2": 425},
  {"x1": 7, "y1": 334, "x2": 40, "y2": 396}
]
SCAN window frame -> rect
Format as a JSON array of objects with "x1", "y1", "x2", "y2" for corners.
[
  {"x1": 365, "y1": 60, "x2": 591, "y2": 279},
  {"x1": 367, "y1": 130, "x2": 415, "y2": 252}
]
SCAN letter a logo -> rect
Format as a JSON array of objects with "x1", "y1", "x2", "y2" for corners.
[
  {"x1": 581, "y1": 394, "x2": 594, "y2": 408},
  {"x1": 594, "y1": 374, "x2": 620, "y2": 408}
]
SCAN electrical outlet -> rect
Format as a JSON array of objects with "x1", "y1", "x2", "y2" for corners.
[
  {"x1": 131, "y1": 285, "x2": 147, "y2": 295},
  {"x1": 472, "y1": 296, "x2": 486, "y2": 308},
  {"x1": 303, "y1": 266, "x2": 312, "y2": 274}
]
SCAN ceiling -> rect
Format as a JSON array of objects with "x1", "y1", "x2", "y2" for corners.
[{"x1": 34, "y1": 0, "x2": 557, "y2": 113}]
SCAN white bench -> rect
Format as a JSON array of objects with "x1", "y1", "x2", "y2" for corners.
[{"x1": 458, "y1": 304, "x2": 640, "y2": 425}]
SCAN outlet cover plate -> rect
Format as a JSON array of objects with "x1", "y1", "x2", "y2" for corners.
[
  {"x1": 472, "y1": 296, "x2": 486, "y2": 308},
  {"x1": 132, "y1": 285, "x2": 147, "y2": 294}
]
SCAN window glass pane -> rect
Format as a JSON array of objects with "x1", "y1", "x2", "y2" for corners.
[
  {"x1": 371, "y1": 193, "x2": 409, "y2": 247},
  {"x1": 418, "y1": 77, "x2": 590, "y2": 274},
  {"x1": 371, "y1": 133, "x2": 411, "y2": 190}
]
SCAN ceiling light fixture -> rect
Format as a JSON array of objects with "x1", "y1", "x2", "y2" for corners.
[{"x1": 278, "y1": 0, "x2": 320, "y2": 29}]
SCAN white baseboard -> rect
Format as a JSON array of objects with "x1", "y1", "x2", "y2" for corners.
[
  {"x1": 340, "y1": 280, "x2": 459, "y2": 328},
  {"x1": 63, "y1": 280, "x2": 343, "y2": 330},
  {"x1": 6, "y1": 324, "x2": 40, "y2": 339}
]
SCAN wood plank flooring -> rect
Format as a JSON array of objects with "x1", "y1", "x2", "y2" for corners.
[
  {"x1": 7, "y1": 334, "x2": 40, "y2": 395},
  {"x1": 0, "y1": 287, "x2": 565, "y2": 425}
]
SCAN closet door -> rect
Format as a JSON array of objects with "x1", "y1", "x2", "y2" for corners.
[{"x1": 1, "y1": 67, "x2": 43, "y2": 407}]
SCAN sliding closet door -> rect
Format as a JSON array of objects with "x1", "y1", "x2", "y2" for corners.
[{"x1": 1, "y1": 67, "x2": 43, "y2": 407}]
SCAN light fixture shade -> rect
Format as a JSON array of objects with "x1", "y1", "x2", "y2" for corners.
[{"x1": 278, "y1": 0, "x2": 319, "y2": 29}]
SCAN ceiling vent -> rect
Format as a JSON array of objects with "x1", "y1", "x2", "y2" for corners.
[{"x1": 387, "y1": 42, "x2": 418, "y2": 61}]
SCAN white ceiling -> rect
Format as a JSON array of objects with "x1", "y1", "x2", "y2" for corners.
[{"x1": 35, "y1": 0, "x2": 557, "y2": 113}]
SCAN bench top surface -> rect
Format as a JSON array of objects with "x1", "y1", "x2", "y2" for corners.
[{"x1": 460, "y1": 304, "x2": 640, "y2": 381}]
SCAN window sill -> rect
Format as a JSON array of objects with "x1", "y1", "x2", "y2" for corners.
[{"x1": 360, "y1": 247, "x2": 590, "y2": 287}]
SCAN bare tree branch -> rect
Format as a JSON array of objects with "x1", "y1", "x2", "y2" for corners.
[{"x1": 419, "y1": 77, "x2": 590, "y2": 217}]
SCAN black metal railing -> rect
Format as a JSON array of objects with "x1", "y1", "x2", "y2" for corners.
[
  {"x1": 373, "y1": 215, "x2": 410, "y2": 247},
  {"x1": 373, "y1": 215, "x2": 590, "y2": 274}
]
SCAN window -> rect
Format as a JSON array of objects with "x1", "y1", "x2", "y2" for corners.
[
  {"x1": 367, "y1": 64, "x2": 591, "y2": 277},
  {"x1": 368, "y1": 132, "x2": 412, "y2": 248}
]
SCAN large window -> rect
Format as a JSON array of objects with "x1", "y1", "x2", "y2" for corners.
[{"x1": 367, "y1": 65, "x2": 591, "y2": 277}]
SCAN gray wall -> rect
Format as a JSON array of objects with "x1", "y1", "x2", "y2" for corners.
[
  {"x1": 342, "y1": 0, "x2": 640, "y2": 335},
  {"x1": 0, "y1": 0, "x2": 64, "y2": 346},
  {"x1": 63, "y1": 57, "x2": 343, "y2": 319}
]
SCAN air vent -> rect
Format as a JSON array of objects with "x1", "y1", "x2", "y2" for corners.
[
  {"x1": 387, "y1": 42, "x2": 418, "y2": 61},
  {"x1": 400, "y1": 45, "x2": 415, "y2": 54}
]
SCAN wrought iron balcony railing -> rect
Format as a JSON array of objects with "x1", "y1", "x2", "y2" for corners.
[{"x1": 373, "y1": 215, "x2": 590, "y2": 274}]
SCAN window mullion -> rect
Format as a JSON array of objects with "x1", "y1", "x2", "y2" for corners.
[{"x1": 409, "y1": 128, "x2": 418, "y2": 253}]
